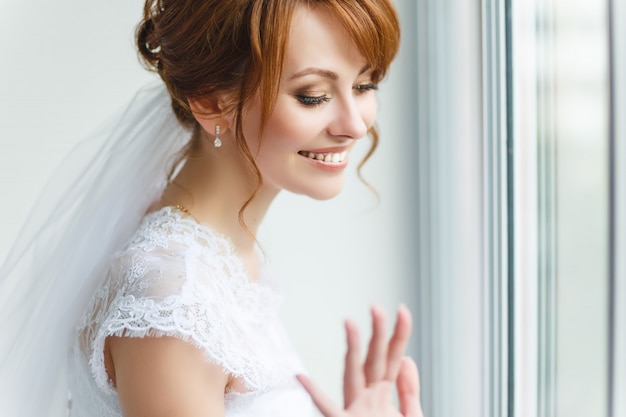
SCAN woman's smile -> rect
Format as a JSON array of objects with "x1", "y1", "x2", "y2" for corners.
[
  {"x1": 241, "y1": 6, "x2": 377, "y2": 200},
  {"x1": 297, "y1": 146, "x2": 351, "y2": 171}
]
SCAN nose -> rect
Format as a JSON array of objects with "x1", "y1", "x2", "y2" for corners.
[{"x1": 327, "y1": 96, "x2": 371, "y2": 140}]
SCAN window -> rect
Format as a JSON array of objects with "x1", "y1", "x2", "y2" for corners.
[{"x1": 394, "y1": 0, "x2": 626, "y2": 416}]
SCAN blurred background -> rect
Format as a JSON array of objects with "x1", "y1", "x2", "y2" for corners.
[{"x1": 0, "y1": 1, "x2": 624, "y2": 417}]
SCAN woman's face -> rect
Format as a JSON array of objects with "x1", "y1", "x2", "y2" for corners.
[{"x1": 241, "y1": 6, "x2": 378, "y2": 200}]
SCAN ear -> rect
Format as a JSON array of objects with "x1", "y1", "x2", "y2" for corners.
[{"x1": 188, "y1": 97, "x2": 233, "y2": 136}]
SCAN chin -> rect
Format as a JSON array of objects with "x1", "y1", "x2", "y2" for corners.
[
  {"x1": 287, "y1": 179, "x2": 345, "y2": 201},
  {"x1": 302, "y1": 182, "x2": 346, "y2": 201},
  {"x1": 307, "y1": 190, "x2": 343, "y2": 201}
]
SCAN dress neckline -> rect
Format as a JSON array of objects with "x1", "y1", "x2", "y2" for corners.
[{"x1": 141, "y1": 205, "x2": 271, "y2": 286}]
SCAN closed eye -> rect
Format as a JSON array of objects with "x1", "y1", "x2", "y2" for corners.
[
  {"x1": 355, "y1": 83, "x2": 378, "y2": 92},
  {"x1": 295, "y1": 94, "x2": 331, "y2": 107}
]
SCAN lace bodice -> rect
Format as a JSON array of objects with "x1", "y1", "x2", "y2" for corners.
[{"x1": 68, "y1": 207, "x2": 312, "y2": 417}]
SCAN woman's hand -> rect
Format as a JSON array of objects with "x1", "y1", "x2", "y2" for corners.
[{"x1": 297, "y1": 306, "x2": 424, "y2": 417}]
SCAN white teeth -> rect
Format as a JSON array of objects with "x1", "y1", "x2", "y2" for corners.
[{"x1": 300, "y1": 150, "x2": 348, "y2": 164}]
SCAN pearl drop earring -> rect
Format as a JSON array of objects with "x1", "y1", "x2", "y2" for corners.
[{"x1": 213, "y1": 124, "x2": 222, "y2": 148}]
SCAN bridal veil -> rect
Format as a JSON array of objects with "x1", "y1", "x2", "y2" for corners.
[{"x1": 0, "y1": 83, "x2": 190, "y2": 417}]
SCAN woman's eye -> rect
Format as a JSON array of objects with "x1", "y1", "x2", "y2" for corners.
[
  {"x1": 296, "y1": 94, "x2": 331, "y2": 107},
  {"x1": 355, "y1": 83, "x2": 379, "y2": 92}
]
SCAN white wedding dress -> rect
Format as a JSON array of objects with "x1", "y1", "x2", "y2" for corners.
[{"x1": 67, "y1": 206, "x2": 313, "y2": 417}]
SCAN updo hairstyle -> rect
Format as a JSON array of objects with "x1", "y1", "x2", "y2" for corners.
[{"x1": 136, "y1": 0, "x2": 400, "y2": 210}]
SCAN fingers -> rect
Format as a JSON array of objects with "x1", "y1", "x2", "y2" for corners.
[
  {"x1": 364, "y1": 305, "x2": 412, "y2": 384},
  {"x1": 344, "y1": 304, "x2": 415, "y2": 411},
  {"x1": 384, "y1": 305, "x2": 412, "y2": 381},
  {"x1": 396, "y1": 357, "x2": 423, "y2": 417},
  {"x1": 363, "y1": 305, "x2": 388, "y2": 383},
  {"x1": 343, "y1": 319, "x2": 365, "y2": 407},
  {"x1": 296, "y1": 374, "x2": 343, "y2": 417}
]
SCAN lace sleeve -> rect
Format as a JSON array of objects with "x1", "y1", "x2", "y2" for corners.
[{"x1": 82, "y1": 242, "x2": 281, "y2": 395}]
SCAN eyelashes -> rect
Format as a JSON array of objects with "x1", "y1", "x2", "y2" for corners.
[
  {"x1": 295, "y1": 83, "x2": 378, "y2": 108},
  {"x1": 355, "y1": 83, "x2": 378, "y2": 92},
  {"x1": 296, "y1": 95, "x2": 331, "y2": 107}
]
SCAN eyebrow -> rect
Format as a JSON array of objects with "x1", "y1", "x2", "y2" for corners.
[{"x1": 287, "y1": 64, "x2": 371, "y2": 81}]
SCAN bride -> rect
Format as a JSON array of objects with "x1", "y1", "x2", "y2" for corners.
[{"x1": 0, "y1": 1, "x2": 423, "y2": 416}]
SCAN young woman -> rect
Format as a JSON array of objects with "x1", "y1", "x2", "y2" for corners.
[{"x1": 0, "y1": 1, "x2": 422, "y2": 416}]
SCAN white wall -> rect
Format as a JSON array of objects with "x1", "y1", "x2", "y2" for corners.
[
  {"x1": 0, "y1": 0, "x2": 154, "y2": 254},
  {"x1": 0, "y1": 0, "x2": 416, "y2": 407}
]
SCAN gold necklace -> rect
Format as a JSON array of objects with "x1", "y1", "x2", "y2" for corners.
[
  {"x1": 172, "y1": 204, "x2": 202, "y2": 225},
  {"x1": 173, "y1": 204, "x2": 191, "y2": 215},
  {"x1": 160, "y1": 196, "x2": 191, "y2": 216}
]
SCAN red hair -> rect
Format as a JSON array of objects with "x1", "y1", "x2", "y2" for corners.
[{"x1": 137, "y1": 0, "x2": 400, "y2": 221}]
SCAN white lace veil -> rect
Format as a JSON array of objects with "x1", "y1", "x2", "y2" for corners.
[{"x1": 0, "y1": 82, "x2": 191, "y2": 417}]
